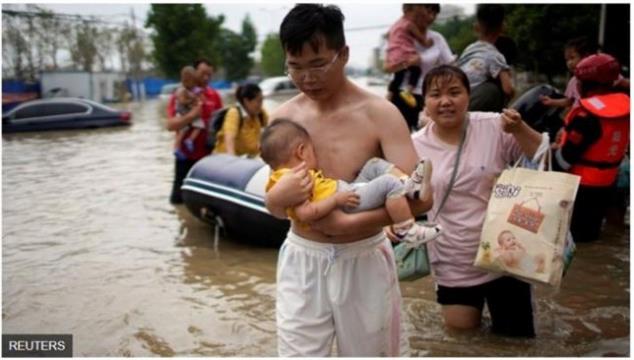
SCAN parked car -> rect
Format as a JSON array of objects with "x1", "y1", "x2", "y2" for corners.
[
  {"x1": 259, "y1": 76, "x2": 299, "y2": 98},
  {"x1": 2, "y1": 98, "x2": 131, "y2": 133}
]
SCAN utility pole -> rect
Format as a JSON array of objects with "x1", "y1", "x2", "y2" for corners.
[{"x1": 598, "y1": 4, "x2": 606, "y2": 49}]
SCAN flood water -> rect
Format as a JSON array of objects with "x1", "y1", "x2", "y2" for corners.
[{"x1": 2, "y1": 99, "x2": 629, "y2": 356}]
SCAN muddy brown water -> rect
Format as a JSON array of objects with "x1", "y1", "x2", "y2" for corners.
[{"x1": 2, "y1": 99, "x2": 629, "y2": 356}]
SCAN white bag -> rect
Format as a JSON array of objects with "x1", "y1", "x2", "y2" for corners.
[{"x1": 474, "y1": 149, "x2": 580, "y2": 287}]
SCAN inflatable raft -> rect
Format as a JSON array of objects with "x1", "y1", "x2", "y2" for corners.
[
  {"x1": 511, "y1": 83, "x2": 565, "y2": 140},
  {"x1": 181, "y1": 154, "x2": 290, "y2": 247}
]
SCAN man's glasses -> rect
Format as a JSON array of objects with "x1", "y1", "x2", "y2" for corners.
[{"x1": 285, "y1": 52, "x2": 340, "y2": 81}]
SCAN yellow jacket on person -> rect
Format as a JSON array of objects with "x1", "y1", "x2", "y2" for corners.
[{"x1": 213, "y1": 105, "x2": 269, "y2": 157}]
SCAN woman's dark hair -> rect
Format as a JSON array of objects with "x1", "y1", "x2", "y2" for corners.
[
  {"x1": 236, "y1": 83, "x2": 262, "y2": 105},
  {"x1": 279, "y1": 4, "x2": 346, "y2": 55},
  {"x1": 422, "y1": 65, "x2": 471, "y2": 98}
]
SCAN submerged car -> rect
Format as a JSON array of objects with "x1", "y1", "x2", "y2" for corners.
[
  {"x1": 2, "y1": 98, "x2": 131, "y2": 133},
  {"x1": 259, "y1": 76, "x2": 299, "y2": 98}
]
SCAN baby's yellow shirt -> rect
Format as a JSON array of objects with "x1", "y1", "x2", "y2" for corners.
[{"x1": 266, "y1": 168, "x2": 338, "y2": 222}]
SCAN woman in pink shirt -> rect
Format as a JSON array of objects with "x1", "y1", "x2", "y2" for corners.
[{"x1": 407, "y1": 65, "x2": 542, "y2": 337}]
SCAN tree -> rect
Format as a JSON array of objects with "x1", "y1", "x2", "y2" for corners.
[
  {"x1": 116, "y1": 22, "x2": 147, "y2": 76},
  {"x1": 145, "y1": 4, "x2": 224, "y2": 79},
  {"x1": 503, "y1": 4, "x2": 600, "y2": 81},
  {"x1": 431, "y1": 15, "x2": 475, "y2": 57},
  {"x1": 74, "y1": 20, "x2": 99, "y2": 72},
  {"x1": 217, "y1": 15, "x2": 258, "y2": 81},
  {"x1": 95, "y1": 28, "x2": 116, "y2": 71},
  {"x1": 36, "y1": 7, "x2": 65, "y2": 69},
  {"x1": 260, "y1": 33, "x2": 285, "y2": 76},
  {"x1": 2, "y1": 15, "x2": 28, "y2": 79}
]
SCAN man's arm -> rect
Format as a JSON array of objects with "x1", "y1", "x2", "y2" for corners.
[
  {"x1": 311, "y1": 102, "x2": 433, "y2": 236},
  {"x1": 498, "y1": 70, "x2": 515, "y2": 99},
  {"x1": 294, "y1": 197, "x2": 338, "y2": 223}
]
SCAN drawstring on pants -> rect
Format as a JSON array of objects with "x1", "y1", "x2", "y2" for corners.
[{"x1": 323, "y1": 246, "x2": 338, "y2": 276}]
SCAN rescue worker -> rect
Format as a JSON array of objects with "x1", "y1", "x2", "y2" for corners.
[{"x1": 554, "y1": 53, "x2": 630, "y2": 242}]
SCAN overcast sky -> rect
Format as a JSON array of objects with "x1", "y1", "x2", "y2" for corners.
[{"x1": 18, "y1": 2, "x2": 476, "y2": 70}]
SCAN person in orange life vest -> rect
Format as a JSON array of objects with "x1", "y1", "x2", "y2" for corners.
[
  {"x1": 553, "y1": 53, "x2": 629, "y2": 242},
  {"x1": 166, "y1": 58, "x2": 224, "y2": 204}
]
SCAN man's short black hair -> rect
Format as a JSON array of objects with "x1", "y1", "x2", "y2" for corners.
[
  {"x1": 193, "y1": 58, "x2": 213, "y2": 69},
  {"x1": 279, "y1": 4, "x2": 346, "y2": 55},
  {"x1": 476, "y1": 4, "x2": 504, "y2": 35}
]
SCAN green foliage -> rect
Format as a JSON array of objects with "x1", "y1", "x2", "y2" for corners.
[
  {"x1": 433, "y1": 5, "x2": 603, "y2": 81},
  {"x1": 145, "y1": 4, "x2": 224, "y2": 79},
  {"x1": 260, "y1": 33, "x2": 285, "y2": 77},
  {"x1": 217, "y1": 16, "x2": 258, "y2": 81},
  {"x1": 503, "y1": 4, "x2": 600, "y2": 80},
  {"x1": 431, "y1": 15, "x2": 476, "y2": 56}
]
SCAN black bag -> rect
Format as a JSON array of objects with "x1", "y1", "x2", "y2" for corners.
[{"x1": 207, "y1": 106, "x2": 265, "y2": 152}]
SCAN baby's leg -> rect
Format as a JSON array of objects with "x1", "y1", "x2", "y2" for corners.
[
  {"x1": 354, "y1": 157, "x2": 396, "y2": 183},
  {"x1": 385, "y1": 196, "x2": 414, "y2": 224},
  {"x1": 189, "y1": 128, "x2": 201, "y2": 140},
  {"x1": 389, "y1": 194, "x2": 442, "y2": 247},
  {"x1": 340, "y1": 174, "x2": 404, "y2": 213},
  {"x1": 340, "y1": 176, "x2": 442, "y2": 245},
  {"x1": 173, "y1": 129, "x2": 188, "y2": 160},
  {"x1": 174, "y1": 130, "x2": 185, "y2": 149}
]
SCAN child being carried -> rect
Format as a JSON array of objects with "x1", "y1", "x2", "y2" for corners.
[
  {"x1": 173, "y1": 66, "x2": 205, "y2": 160},
  {"x1": 261, "y1": 118, "x2": 442, "y2": 246}
]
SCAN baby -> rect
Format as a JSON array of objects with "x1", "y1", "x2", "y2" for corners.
[
  {"x1": 497, "y1": 230, "x2": 545, "y2": 274},
  {"x1": 261, "y1": 118, "x2": 442, "y2": 246},
  {"x1": 173, "y1": 66, "x2": 205, "y2": 160}
]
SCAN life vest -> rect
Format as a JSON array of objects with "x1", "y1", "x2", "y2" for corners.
[{"x1": 561, "y1": 92, "x2": 630, "y2": 187}]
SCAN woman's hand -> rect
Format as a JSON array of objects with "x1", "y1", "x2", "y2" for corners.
[
  {"x1": 501, "y1": 108, "x2": 542, "y2": 159},
  {"x1": 500, "y1": 108, "x2": 523, "y2": 133},
  {"x1": 384, "y1": 225, "x2": 401, "y2": 244}
]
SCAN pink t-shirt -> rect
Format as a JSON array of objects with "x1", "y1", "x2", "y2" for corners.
[
  {"x1": 564, "y1": 76, "x2": 581, "y2": 107},
  {"x1": 411, "y1": 112, "x2": 523, "y2": 287},
  {"x1": 386, "y1": 16, "x2": 418, "y2": 67}
]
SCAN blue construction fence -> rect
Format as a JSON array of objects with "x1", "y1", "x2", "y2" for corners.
[
  {"x1": 126, "y1": 77, "x2": 233, "y2": 98},
  {"x1": 2, "y1": 80, "x2": 41, "y2": 94}
]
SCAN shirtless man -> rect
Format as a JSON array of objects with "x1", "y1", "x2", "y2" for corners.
[{"x1": 265, "y1": 4, "x2": 433, "y2": 357}]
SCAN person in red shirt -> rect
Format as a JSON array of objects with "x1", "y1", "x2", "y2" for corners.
[{"x1": 166, "y1": 58, "x2": 223, "y2": 204}]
